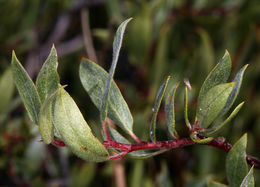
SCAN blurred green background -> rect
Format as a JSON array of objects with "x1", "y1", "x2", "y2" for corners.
[{"x1": 1, "y1": 0, "x2": 260, "y2": 186}]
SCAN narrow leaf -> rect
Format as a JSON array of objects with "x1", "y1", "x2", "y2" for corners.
[
  {"x1": 52, "y1": 88, "x2": 109, "y2": 162},
  {"x1": 207, "y1": 180, "x2": 228, "y2": 187},
  {"x1": 165, "y1": 82, "x2": 179, "y2": 138},
  {"x1": 184, "y1": 86, "x2": 191, "y2": 130},
  {"x1": 150, "y1": 76, "x2": 170, "y2": 142},
  {"x1": 226, "y1": 133, "x2": 248, "y2": 187},
  {"x1": 79, "y1": 58, "x2": 133, "y2": 135},
  {"x1": 100, "y1": 18, "x2": 132, "y2": 122},
  {"x1": 0, "y1": 68, "x2": 14, "y2": 114},
  {"x1": 197, "y1": 50, "x2": 232, "y2": 116},
  {"x1": 11, "y1": 51, "x2": 41, "y2": 124},
  {"x1": 218, "y1": 64, "x2": 248, "y2": 117},
  {"x1": 205, "y1": 102, "x2": 244, "y2": 136},
  {"x1": 197, "y1": 82, "x2": 235, "y2": 128},
  {"x1": 240, "y1": 166, "x2": 255, "y2": 187},
  {"x1": 36, "y1": 45, "x2": 60, "y2": 103}
]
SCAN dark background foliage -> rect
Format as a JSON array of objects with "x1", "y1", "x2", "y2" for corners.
[{"x1": 1, "y1": 0, "x2": 260, "y2": 186}]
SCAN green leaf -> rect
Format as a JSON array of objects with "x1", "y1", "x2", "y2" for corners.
[
  {"x1": 165, "y1": 82, "x2": 179, "y2": 138},
  {"x1": 0, "y1": 68, "x2": 14, "y2": 114},
  {"x1": 197, "y1": 50, "x2": 232, "y2": 116},
  {"x1": 218, "y1": 64, "x2": 248, "y2": 117},
  {"x1": 11, "y1": 51, "x2": 41, "y2": 124},
  {"x1": 100, "y1": 18, "x2": 132, "y2": 122},
  {"x1": 190, "y1": 132, "x2": 214, "y2": 144},
  {"x1": 205, "y1": 102, "x2": 244, "y2": 136},
  {"x1": 36, "y1": 45, "x2": 60, "y2": 103},
  {"x1": 240, "y1": 166, "x2": 254, "y2": 187},
  {"x1": 38, "y1": 86, "x2": 65, "y2": 144},
  {"x1": 52, "y1": 88, "x2": 109, "y2": 162},
  {"x1": 207, "y1": 180, "x2": 228, "y2": 187},
  {"x1": 184, "y1": 85, "x2": 191, "y2": 130},
  {"x1": 150, "y1": 76, "x2": 170, "y2": 142},
  {"x1": 197, "y1": 82, "x2": 235, "y2": 128},
  {"x1": 226, "y1": 133, "x2": 248, "y2": 187},
  {"x1": 79, "y1": 58, "x2": 133, "y2": 135}
]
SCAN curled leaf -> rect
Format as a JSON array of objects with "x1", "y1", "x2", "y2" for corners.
[
  {"x1": 150, "y1": 76, "x2": 171, "y2": 142},
  {"x1": 165, "y1": 82, "x2": 179, "y2": 138}
]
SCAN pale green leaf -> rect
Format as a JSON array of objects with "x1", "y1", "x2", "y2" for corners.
[
  {"x1": 184, "y1": 86, "x2": 191, "y2": 129},
  {"x1": 38, "y1": 86, "x2": 65, "y2": 144},
  {"x1": 240, "y1": 166, "x2": 254, "y2": 187},
  {"x1": 79, "y1": 58, "x2": 133, "y2": 135},
  {"x1": 52, "y1": 88, "x2": 109, "y2": 162},
  {"x1": 226, "y1": 133, "x2": 248, "y2": 187},
  {"x1": 207, "y1": 180, "x2": 228, "y2": 187},
  {"x1": 101, "y1": 18, "x2": 132, "y2": 122},
  {"x1": 165, "y1": 82, "x2": 179, "y2": 138},
  {"x1": 190, "y1": 132, "x2": 214, "y2": 144},
  {"x1": 206, "y1": 102, "x2": 244, "y2": 136},
  {"x1": 0, "y1": 68, "x2": 14, "y2": 114},
  {"x1": 11, "y1": 51, "x2": 41, "y2": 124},
  {"x1": 218, "y1": 64, "x2": 248, "y2": 117},
  {"x1": 36, "y1": 45, "x2": 60, "y2": 103},
  {"x1": 150, "y1": 76, "x2": 170, "y2": 142},
  {"x1": 197, "y1": 82, "x2": 235, "y2": 128},
  {"x1": 197, "y1": 50, "x2": 232, "y2": 116}
]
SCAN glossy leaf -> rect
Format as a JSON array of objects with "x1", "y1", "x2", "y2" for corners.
[
  {"x1": 0, "y1": 68, "x2": 14, "y2": 114},
  {"x1": 52, "y1": 88, "x2": 109, "y2": 162},
  {"x1": 197, "y1": 51, "x2": 231, "y2": 116},
  {"x1": 240, "y1": 166, "x2": 255, "y2": 187},
  {"x1": 206, "y1": 102, "x2": 244, "y2": 136},
  {"x1": 101, "y1": 18, "x2": 132, "y2": 122},
  {"x1": 150, "y1": 76, "x2": 170, "y2": 142},
  {"x1": 207, "y1": 180, "x2": 228, "y2": 187},
  {"x1": 165, "y1": 82, "x2": 179, "y2": 138},
  {"x1": 79, "y1": 58, "x2": 133, "y2": 135},
  {"x1": 226, "y1": 133, "x2": 248, "y2": 187},
  {"x1": 36, "y1": 45, "x2": 60, "y2": 103},
  {"x1": 218, "y1": 64, "x2": 248, "y2": 117},
  {"x1": 11, "y1": 51, "x2": 41, "y2": 124},
  {"x1": 197, "y1": 82, "x2": 235, "y2": 128}
]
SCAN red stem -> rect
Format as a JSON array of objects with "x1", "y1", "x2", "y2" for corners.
[{"x1": 102, "y1": 136, "x2": 260, "y2": 169}]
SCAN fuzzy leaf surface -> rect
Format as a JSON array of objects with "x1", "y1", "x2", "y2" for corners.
[
  {"x1": 197, "y1": 51, "x2": 231, "y2": 116},
  {"x1": 197, "y1": 82, "x2": 234, "y2": 128},
  {"x1": 36, "y1": 45, "x2": 60, "y2": 103},
  {"x1": 52, "y1": 88, "x2": 109, "y2": 162},
  {"x1": 240, "y1": 166, "x2": 254, "y2": 187},
  {"x1": 101, "y1": 18, "x2": 132, "y2": 122},
  {"x1": 11, "y1": 51, "x2": 41, "y2": 124},
  {"x1": 79, "y1": 58, "x2": 133, "y2": 135},
  {"x1": 226, "y1": 134, "x2": 248, "y2": 187}
]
